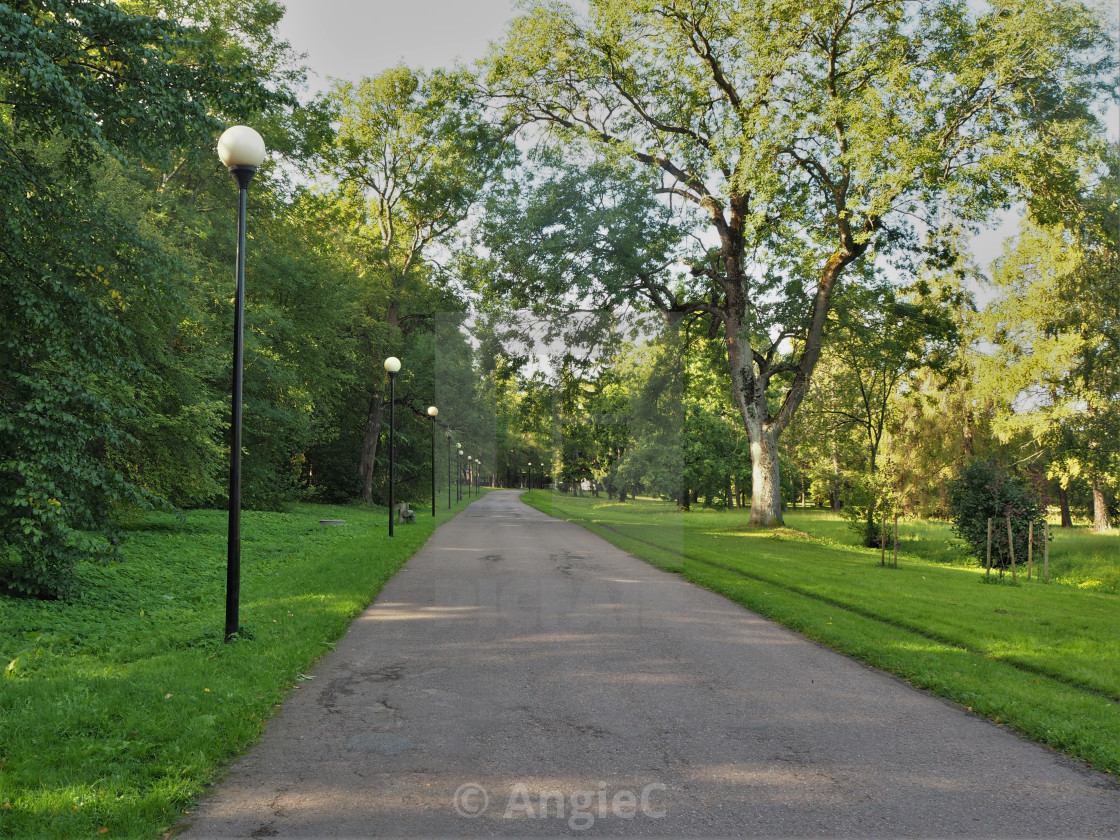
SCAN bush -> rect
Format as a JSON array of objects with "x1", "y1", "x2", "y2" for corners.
[{"x1": 946, "y1": 458, "x2": 1046, "y2": 573}]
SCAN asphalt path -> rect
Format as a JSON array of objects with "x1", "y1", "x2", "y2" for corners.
[{"x1": 180, "y1": 490, "x2": 1119, "y2": 838}]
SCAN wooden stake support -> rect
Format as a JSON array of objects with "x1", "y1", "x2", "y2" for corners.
[
  {"x1": 1007, "y1": 515, "x2": 1016, "y2": 582},
  {"x1": 1027, "y1": 521, "x2": 1033, "y2": 581},
  {"x1": 986, "y1": 518, "x2": 992, "y2": 576},
  {"x1": 1044, "y1": 520, "x2": 1050, "y2": 583}
]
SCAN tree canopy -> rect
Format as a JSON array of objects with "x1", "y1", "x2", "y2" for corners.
[
  {"x1": 0, "y1": 0, "x2": 290, "y2": 595},
  {"x1": 483, "y1": 0, "x2": 1115, "y2": 524}
]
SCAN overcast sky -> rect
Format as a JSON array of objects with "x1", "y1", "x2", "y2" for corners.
[{"x1": 275, "y1": 0, "x2": 525, "y2": 93}]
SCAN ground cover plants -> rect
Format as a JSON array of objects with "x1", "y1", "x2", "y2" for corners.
[
  {"x1": 0, "y1": 499, "x2": 474, "y2": 839},
  {"x1": 524, "y1": 492, "x2": 1120, "y2": 778}
]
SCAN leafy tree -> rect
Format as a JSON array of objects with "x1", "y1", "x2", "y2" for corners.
[
  {"x1": 0, "y1": 0, "x2": 280, "y2": 596},
  {"x1": 982, "y1": 147, "x2": 1119, "y2": 531},
  {"x1": 823, "y1": 281, "x2": 963, "y2": 543},
  {"x1": 485, "y1": 0, "x2": 1114, "y2": 525},
  {"x1": 312, "y1": 65, "x2": 512, "y2": 504},
  {"x1": 783, "y1": 350, "x2": 866, "y2": 510},
  {"x1": 889, "y1": 366, "x2": 998, "y2": 519},
  {"x1": 609, "y1": 321, "x2": 692, "y2": 506},
  {"x1": 475, "y1": 150, "x2": 690, "y2": 346},
  {"x1": 93, "y1": 156, "x2": 230, "y2": 509},
  {"x1": 57, "y1": 0, "x2": 329, "y2": 513},
  {"x1": 677, "y1": 337, "x2": 749, "y2": 509},
  {"x1": 612, "y1": 346, "x2": 686, "y2": 505}
]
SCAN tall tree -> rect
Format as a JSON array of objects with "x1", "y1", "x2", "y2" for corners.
[
  {"x1": 0, "y1": 0, "x2": 280, "y2": 596},
  {"x1": 485, "y1": 0, "x2": 1114, "y2": 525},
  {"x1": 804, "y1": 281, "x2": 962, "y2": 542},
  {"x1": 313, "y1": 66, "x2": 512, "y2": 504},
  {"x1": 983, "y1": 145, "x2": 1120, "y2": 530}
]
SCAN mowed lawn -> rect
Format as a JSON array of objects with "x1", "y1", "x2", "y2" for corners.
[{"x1": 523, "y1": 492, "x2": 1120, "y2": 778}]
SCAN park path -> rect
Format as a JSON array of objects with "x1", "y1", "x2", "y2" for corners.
[{"x1": 180, "y1": 490, "x2": 1119, "y2": 838}]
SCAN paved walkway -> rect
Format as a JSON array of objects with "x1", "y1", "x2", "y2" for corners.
[{"x1": 181, "y1": 491, "x2": 1119, "y2": 838}]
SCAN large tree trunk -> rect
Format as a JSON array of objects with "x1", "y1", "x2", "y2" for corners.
[
  {"x1": 727, "y1": 296, "x2": 785, "y2": 526},
  {"x1": 1092, "y1": 477, "x2": 1111, "y2": 532},
  {"x1": 720, "y1": 213, "x2": 864, "y2": 527},
  {"x1": 1058, "y1": 484, "x2": 1073, "y2": 528},
  {"x1": 358, "y1": 391, "x2": 386, "y2": 505},
  {"x1": 745, "y1": 416, "x2": 784, "y2": 526}
]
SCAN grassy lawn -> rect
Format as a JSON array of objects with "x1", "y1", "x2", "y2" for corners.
[
  {"x1": 786, "y1": 506, "x2": 1120, "y2": 591},
  {"x1": 523, "y1": 491, "x2": 1120, "y2": 779},
  {"x1": 0, "y1": 496, "x2": 477, "y2": 839}
]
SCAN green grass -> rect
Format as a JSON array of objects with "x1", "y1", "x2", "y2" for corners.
[
  {"x1": 0, "y1": 496, "x2": 478, "y2": 839},
  {"x1": 524, "y1": 492, "x2": 1120, "y2": 778},
  {"x1": 786, "y1": 506, "x2": 1120, "y2": 591}
]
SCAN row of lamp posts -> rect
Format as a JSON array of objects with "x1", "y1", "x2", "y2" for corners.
[
  {"x1": 217, "y1": 124, "x2": 493, "y2": 644},
  {"x1": 455, "y1": 446, "x2": 481, "y2": 500},
  {"x1": 386, "y1": 359, "x2": 482, "y2": 534}
]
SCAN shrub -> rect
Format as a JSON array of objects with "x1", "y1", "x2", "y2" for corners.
[{"x1": 946, "y1": 458, "x2": 1046, "y2": 573}]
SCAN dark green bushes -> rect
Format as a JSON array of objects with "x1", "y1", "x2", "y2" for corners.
[{"x1": 947, "y1": 458, "x2": 1046, "y2": 573}]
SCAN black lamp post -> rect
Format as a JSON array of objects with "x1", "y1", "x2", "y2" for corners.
[
  {"x1": 385, "y1": 357, "x2": 401, "y2": 537},
  {"x1": 427, "y1": 406, "x2": 438, "y2": 517},
  {"x1": 217, "y1": 125, "x2": 266, "y2": 644},
  {"x1": 456, "y1": 443, "x2": 462, "y2": 501},
  {"x1": 527, "y1": 461, "x2": 533, "y2": 492},
  {"x1": 446, "y1": 430, "x2": 452, "y2": 509}
]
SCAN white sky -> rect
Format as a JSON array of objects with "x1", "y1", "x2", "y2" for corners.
[{"x1": 275, "y1": 0, "x2": 525, "y2": 94}]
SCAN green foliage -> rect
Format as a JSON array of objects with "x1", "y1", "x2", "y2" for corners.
[
  {"x1": 785, "y1": 275, "x2": 970, "y2": 538},
  {"x1": 0, "y1": 0, "x2": 274, "y2": 169},
  {"x1": 0, "y1": 0, "x2": 288, "y2": 597},
  {"x1": 0, "y1": 153, "x2": 179, "y2": 597},
  {"x1": 309, "y1": 65, "x2": 513, "y2": 505},
  {"x1": 486, "y1": 0, "x2": 1116, "y2": 525},
  {"x1": 476, "y1": 149, "x2": 690, "y2": 329},
  {"x1": 981, "y1": 147, "x2": 1120, "y2": 529},
  {"x1": 840, "y1": 473, "x2": 900, "y2": 551},
  {"x1": 947, "y1": 459, "x2": 1047, "y2": 572}
]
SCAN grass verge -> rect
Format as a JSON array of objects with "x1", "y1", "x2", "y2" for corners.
[
  {"x1": 0, "y1": 497, "x2": 477, "y2": 839},
  {"x1": 785, "y1": 506, "x2": 1120, "y2": 592},
  {"x1": 523, "y1": 492, "x2": 1120, "y2": 779}
]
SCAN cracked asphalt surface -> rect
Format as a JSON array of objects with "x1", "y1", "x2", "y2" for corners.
[{"x1": 179, "y1": 490, "x2": 1119, "y2": 838}]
